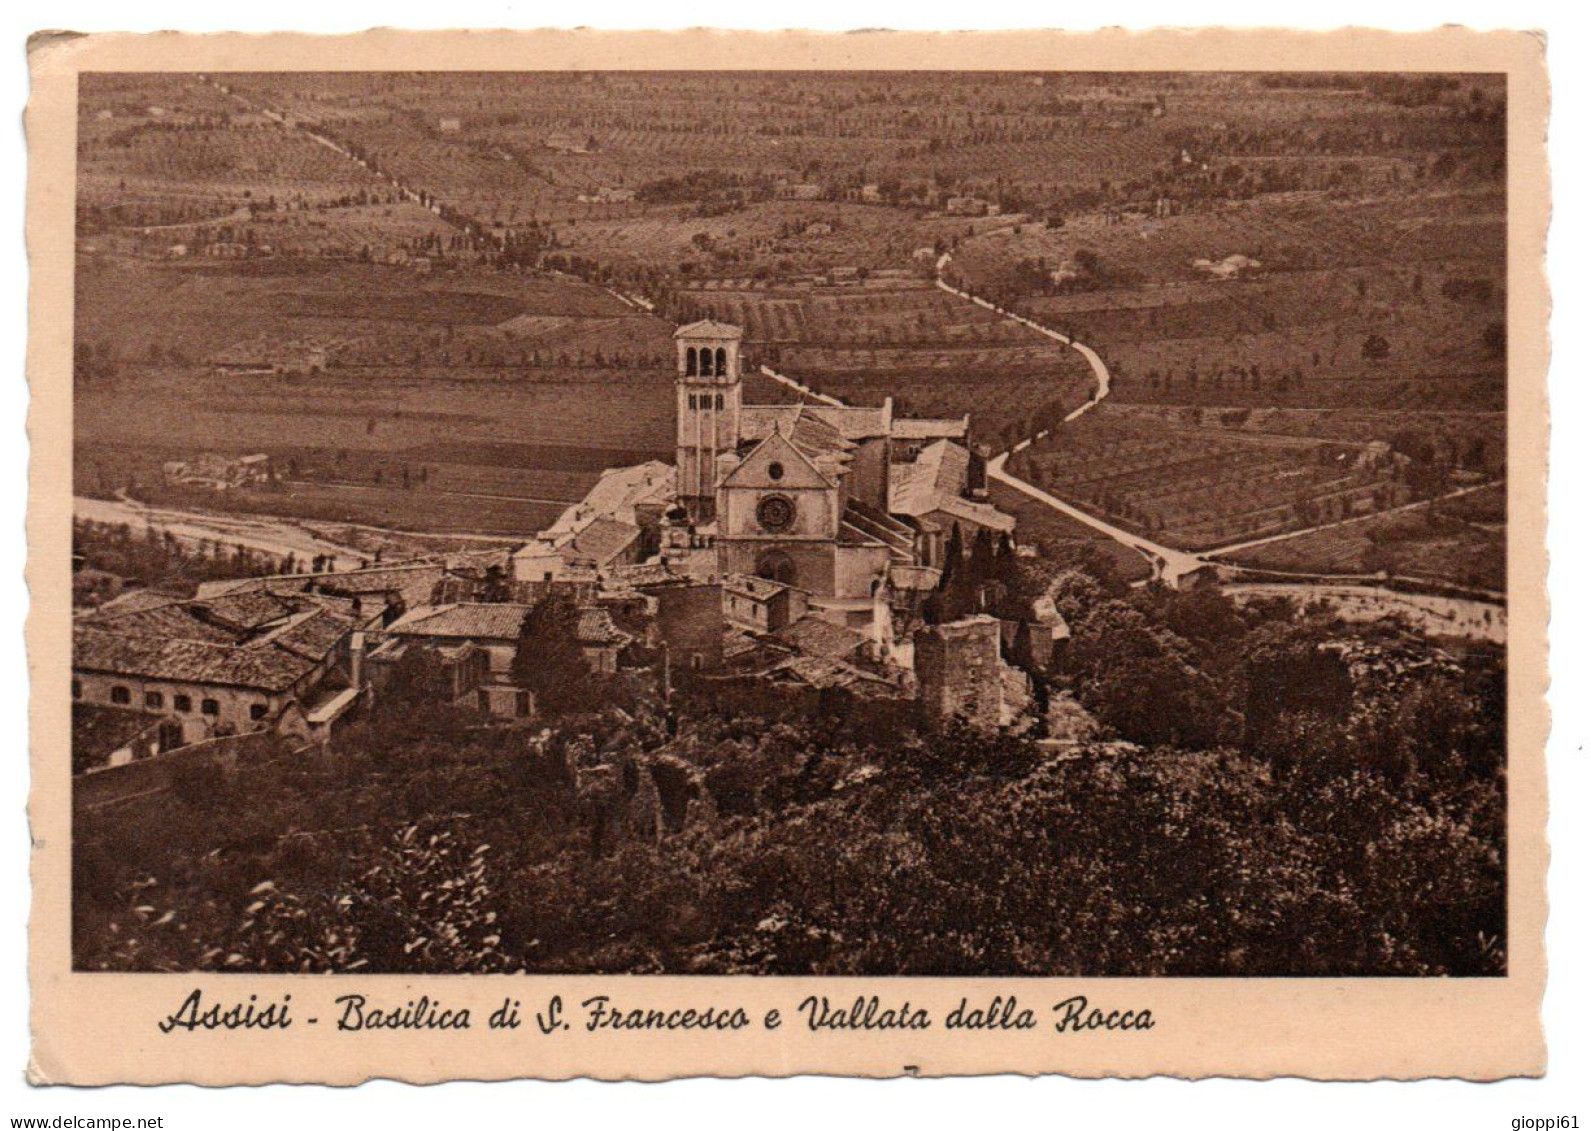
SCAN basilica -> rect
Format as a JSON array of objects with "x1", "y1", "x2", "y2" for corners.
[{"x1": 514, "y1": 319, "x2": 1017, "y2": 633}]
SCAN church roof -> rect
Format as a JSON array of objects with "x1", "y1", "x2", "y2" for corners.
[
  {"x1": 889, "y1": 440, "x2": 1016, "y2": 534},
  {"x1": 740, "y1": 406, "x2": 854, "y2": 462},
  {"x1": 889, "y1": 439, "x2": 969, "y2": 514},
  {"x1": 674, "y1": 320, "x2": 744, "y2": 341}
]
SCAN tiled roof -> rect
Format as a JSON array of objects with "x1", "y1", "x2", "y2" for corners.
[
  {"x1": 769, "y1": 654, "x2": 898, "y2": 695},
  {"x1": 199, "y1": 564, "x2": 445, "y2": 611},
  {"x1": 929, "y1": 493, "x2": 1017, "y2": 534},
  {"x1": 576, "y1": 607, "x2": 631, "y2": 647},
  {"x1": 74, "y1": 605, "x2": 350, "y2": 694},
  {"x1": 739, "y1": 407, "x2": 856, "y2": 463},
  {"x1": 607, "y1": 562, "x2": 682, "y2": 588},
  {"x1": 774, "y1": 615, "x2": 869, "y2": 660},
  {"x1": 891, "y1": 416, "x2": 969, "y2": 441},
  {"x1": 723, "y1": 573, "x2": 792, "y2": 601},
  {"x1": 567, "y1": 517, "x2": 640, "y2": 566},
  {"x1": 72, "y1": 703, "x2": 165, "y2": 767},
  {"x1": 809, "y1": 404, "x2": 890, "y2": 441},
  {"x1": 888, "y1": 441, "x2": 1014, "y2": 534},
  {"x1": 81, "y1": 603, "x2": 240, "y2": 645},
  {"x1": 386, "y1": 603, "x2": 532, "y2": 642},
  {"x1": 889, "y1": 439, "x2": 969, "y2": 515},
  {"x1": 532, "y1": 461, "x2": 673, "y2": 549}
]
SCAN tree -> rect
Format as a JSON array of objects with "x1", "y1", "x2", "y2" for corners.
[
  {"x1": 511, "y1": 594, "x2": 596, "y2": 715},
  {"x1": 480, "y1": 564, "x2": 512, "y2": 603}
]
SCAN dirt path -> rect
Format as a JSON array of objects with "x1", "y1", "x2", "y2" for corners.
[{"x1": 280, "y1": 478, "x2": 580, "y2": 509}]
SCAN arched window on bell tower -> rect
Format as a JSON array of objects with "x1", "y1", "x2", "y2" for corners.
[
  {"x1": 686, "y1": 347, "x2": 697, "y2": 377},
  {"x1": 715, "y1": 347, "x2": 727, "y2": 377}
]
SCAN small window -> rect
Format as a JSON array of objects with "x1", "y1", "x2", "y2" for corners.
[
  {"x1": 690, "y1": 653, "x2": 705, "y2": 671},
  {"x1": 109, "y1": 685, "x2": 130, "y2": 705},
  {"x1": 173, "y1": 694, "x2": 192, "y2": 713},
  {"x1": 714, "y1": 393, "x2": 724, "y2": 410},
  {"x1": 767, "y1": 461, "x2": 784, "y2": 481},
  {"x1": 687, "y1": 393, "x2": 697, "y2": 410},
  {"x1": 477, "y1": 688, "x2": 490, "y2": 714},
  {"x1": 515, "y1": 690, "x2": 532, "y2": 718},
  {"x1": 70, "y1": 679, "x2": 81, "y2": 700},
  {"x1": 249, "y1": 703, "x2": 268, "y2": 721},
  {"x1": 144, "y1": 690, "x2": 164, "y2": 710},
  {"x1": 201, "y1": 698, "x2": 220, "y2": 716}
]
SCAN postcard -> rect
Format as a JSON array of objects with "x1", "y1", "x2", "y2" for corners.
[{"x1": 26, "y1": 26, "x2": 1549, "y2": 1082}]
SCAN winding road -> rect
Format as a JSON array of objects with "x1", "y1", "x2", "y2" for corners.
[
  {"x1": 935, "y1": 253, "x2": 1205, "y2": 583},
  {"x1": 930, "y1": 254, "x2": 1507, "y2": 611}
]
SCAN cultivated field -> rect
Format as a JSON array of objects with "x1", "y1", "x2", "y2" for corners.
[
  {"x1": 75, "y1": 70, "x2": 1509, "y2": 580},
  {"x1": 1006, "y1": 406, "x2": 1405, "y2": 550},
  {"x1": 1225, "y1": 482, "x2": 1506, "y2": 593},
  {"x1": 75, "y1": 254, "x2": 678, "y2": 536}
]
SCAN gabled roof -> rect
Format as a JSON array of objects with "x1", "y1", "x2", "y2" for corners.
[
  {"x1": 74, "y1": 603, "x2": 352, "y2": 694},
  {"x1": 72, "y1": 703, "x2": 166, "y2": 770},
  {"x1": 742, "y1": 401, "x2": 895, "y2": 443},
  {"x1": 532, "y1": 461, "x2": 673, "y2": 549},
  {"x1": 567, "y1": 517, "x2": 641, "y2": 566},
  {"x1": 674, "y1": 320, "x2": 744, "y2": 341},
  {"x1": 721, "y1": 429, "x2": 835, "y2": 492},
  {"x1": 889, "y1": 440, "x2": 1014, "y2": 534},
  {"x1": 723, "y1": 573, "x2": 794, "y2": 602},
  {"x1": 576, "y1": 607, "x2": 632, "y2": 647},
  {"x1": 198, "y1": 563, "x2": 446, "y2": 611}
]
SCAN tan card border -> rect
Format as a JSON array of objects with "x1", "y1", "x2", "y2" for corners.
[{"x1": 26, "y1": 27, "x2": 1550, "y2": 1084}]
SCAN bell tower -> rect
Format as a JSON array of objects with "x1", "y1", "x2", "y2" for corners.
[{"x1": 674, "y1": 320, "x2": 744, "y2": 523}]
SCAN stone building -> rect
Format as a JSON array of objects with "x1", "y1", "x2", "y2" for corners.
[{"x1": 913, "y1": 614, "x2": 1022, "y2": 732}]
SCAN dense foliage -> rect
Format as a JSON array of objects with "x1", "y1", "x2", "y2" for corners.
[{"x1": 74, "y1": 558, "x2": 1505, "y2": 978}]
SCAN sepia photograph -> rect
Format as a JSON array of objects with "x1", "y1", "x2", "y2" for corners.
[{"x1": 62, "y1": 63, "x2": 1516, "y2": 981}]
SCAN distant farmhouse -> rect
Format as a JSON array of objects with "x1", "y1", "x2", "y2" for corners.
[
  {"x1": 577, "y1": 186, "x2": 636, "y2": 204},
  {"x1": 945, "y1": 195, "x2": 1000, "y2": 217},
  {"x1": 161, "y1": 452, "x2": 272, "y2": 491},
  {"x1": 210, "y1": 337, "x2": 329, "y2": 377}
]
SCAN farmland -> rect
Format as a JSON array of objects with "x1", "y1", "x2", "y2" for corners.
[
  {"x1": 1005, "y1": 406, "x2": 1405, "y2": 551},
  {"x1": 74, "y1": 70, "x2": 1510, "y2": 584},
  {"x1": 1223, "y1": 482, "x2": 1506, "y2": 593},
  {"x1": 74, "y1": 253, "x2": 678, "y2": 536}
]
